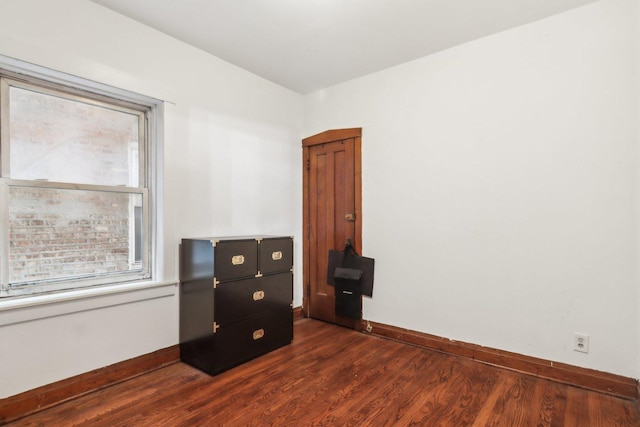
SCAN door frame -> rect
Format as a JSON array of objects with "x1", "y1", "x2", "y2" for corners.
[{"x1": 302, "y1": 128, "x2": 362, "y2": 320}]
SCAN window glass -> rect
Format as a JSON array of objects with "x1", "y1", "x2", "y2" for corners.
[
  {"x1": 8, "y1": 186, "x2": 144, "y2": 285},
  {"x1": 8, "y1": 85, "x2": 140, "y2": 186}
]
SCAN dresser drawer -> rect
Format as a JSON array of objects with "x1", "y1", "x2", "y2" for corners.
[
  {"x1": 215, "y1": 272, "x2": 292, "y2": 325},
  {"x1": 259, "y1": 237, "x2": 293, "y2": 275},
  {"x1": 214, "y1": 307, "x2": 293, "y2": 372},
  {"x1": 214, "y1": 239, "x2": 258, "y2": 282}
]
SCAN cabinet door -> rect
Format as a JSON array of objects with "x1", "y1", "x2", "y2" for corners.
[
  {"x1": 214, "y1": 239, "x2": 258, "y2": 282},
  {"x1": 215, "y1": 272, "x2": 292, "y2": 325},
  {"x1": 214, "y1": 307, "x2": 293, "y2": 373},
  {"x1": 259, "y1": 237, "x2": 293, "y2": 275}
]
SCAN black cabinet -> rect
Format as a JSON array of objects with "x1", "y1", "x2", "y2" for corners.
[{"x1": 179, "y1": 236, "x2": 293, "y2": 375}]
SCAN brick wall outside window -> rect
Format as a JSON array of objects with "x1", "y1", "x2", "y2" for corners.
[{"x1": 9, "y1": 187, "x2": 132, "y2": 283}]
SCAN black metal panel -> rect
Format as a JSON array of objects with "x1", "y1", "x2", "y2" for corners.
[
  {"x1": 213, "y1": 307, "x2": 293, "y2": 373},
  {"x1": 334, "y1": 277, "x2": 362, "y2": 319},
  {"x1": 259, "y1": 237, "x2": 293, "y2": 275},
  {"x1": 179, "y1": 278, "x2": 215, "y2": 373},
  {"x1": 215, "y1": 272, "x2": 293, "y2": 325},
  {"x1": 214, "y1": 239, "x2": 258, "y2": 282},
  {"x1": 179, "y1": 335, "x2": 216, "y2": 375},
  {"x1": 326, "y1": 248, "x2": 375, "y2": 297},
  {"x1": 180, "y1": 239, "x2": 214, "y2": 282}
]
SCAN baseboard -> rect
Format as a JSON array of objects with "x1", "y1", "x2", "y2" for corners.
[
  {"x1": 2, "y1": 309, "x2": 305, "y2": 424},
  {"x1": 7, "y1": 319, "x2": 631, "y2": 423},
  {"x1": 363, "y1": 320, "x2": 638, "y2": 401},
  {"x1": 0, "y1": 345, "x2": 179, "y2": 425}
]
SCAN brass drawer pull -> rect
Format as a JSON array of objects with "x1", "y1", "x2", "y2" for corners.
[
  {"x1": 271, "y1": 251, "x2": 283, "y2": 261},
  {"x1": 253, "y1": 329, "x2": 265, "y2": 340},
  {"x1": 231, "y1": 255, "x2": 245, "y2": 265},
  {"x1": 253, "y1": 290, "x2": 265, "y2": 301}
]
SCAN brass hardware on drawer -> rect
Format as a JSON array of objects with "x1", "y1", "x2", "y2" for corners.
[
  {"x1": 253, "y1": 329, "x2": 265, "y2": 340},
  {"x1": 253, "y1": 290, "x2": 265, "y2": 301},
  {"x1": 231, "y1": 255, "x2": 245, "y2": 265},
  {"x1": 213, "y1": 322, "x2": 220, "y2": 334},
  {"x1": 272, "y1": 251, "x2": 283, "y2": 261}
]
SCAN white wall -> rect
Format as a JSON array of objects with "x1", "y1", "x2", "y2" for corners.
[
  {"x1": 0, "y1": 0, "x2": 637, "y2": 401},
  {"x1": 0, "y1": 0, "x2": 303, "y2": 398},
  {"x1": 305, "y1": 0, "x2": 639, "y2": 378},
  {"x1": 635, "y1": 0, "x2": 640, "y2": 380}
]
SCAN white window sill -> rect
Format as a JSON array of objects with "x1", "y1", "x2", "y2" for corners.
[{"x1": 0, "y1": 280, "x2": 177, "y2": 327}]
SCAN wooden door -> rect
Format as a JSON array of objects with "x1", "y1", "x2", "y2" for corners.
[{"x1": 302, "y1": 128, "x2": 362, "y2": 329}]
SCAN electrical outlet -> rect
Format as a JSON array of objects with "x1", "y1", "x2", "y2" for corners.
[
  {"x1": 574, "y1": 333, "x2": 589, "y2": 354},
  {"x1": 365, "y1": 321, "x2": 372, "y2": 333}
]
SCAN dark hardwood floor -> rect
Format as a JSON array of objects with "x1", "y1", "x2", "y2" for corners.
[{"x1": 8, "y1": 319, "x2": 640, "y2": 426}]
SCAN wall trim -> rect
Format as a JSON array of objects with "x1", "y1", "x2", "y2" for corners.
[
  {"x1": 0, "y1": 281, "x2": 177, "y2": 327},
  {"x1": 302, "y1": 127, "x2": 362, "y2": 147},
  {"x1": 363, "y1": 320, "x2": 638, "y2": 401},
  {"x1": 293, "y1": 305, "x2": 303, "y2": 320},
  {"x1": 0, "y1": 345, "x2": 179, "y2": 425}
]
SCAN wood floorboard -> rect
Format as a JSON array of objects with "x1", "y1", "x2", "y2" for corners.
[
  {"x1": 6, "y1": 319, "x2": 640, "y2": 426},
  {"x1": 537, "y1": 382, "x2": 567, "y2": 427}
]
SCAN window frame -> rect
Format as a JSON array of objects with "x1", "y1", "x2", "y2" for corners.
[{"x1": 0, "y1": 56, "x2": 162, "y2": 298}]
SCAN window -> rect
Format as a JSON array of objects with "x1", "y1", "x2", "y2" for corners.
[{"x1": 0, "y1": 64, "x2": 159, "y2": 297}]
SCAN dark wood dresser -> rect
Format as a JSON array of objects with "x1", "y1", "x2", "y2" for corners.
[{"x1": 179, "y1": 236, "x2": 293, "y2": 375}]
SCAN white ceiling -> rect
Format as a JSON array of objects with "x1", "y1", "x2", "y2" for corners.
[{"x1": 90, "y1": 0, "x2": 597, "y2": 94}]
